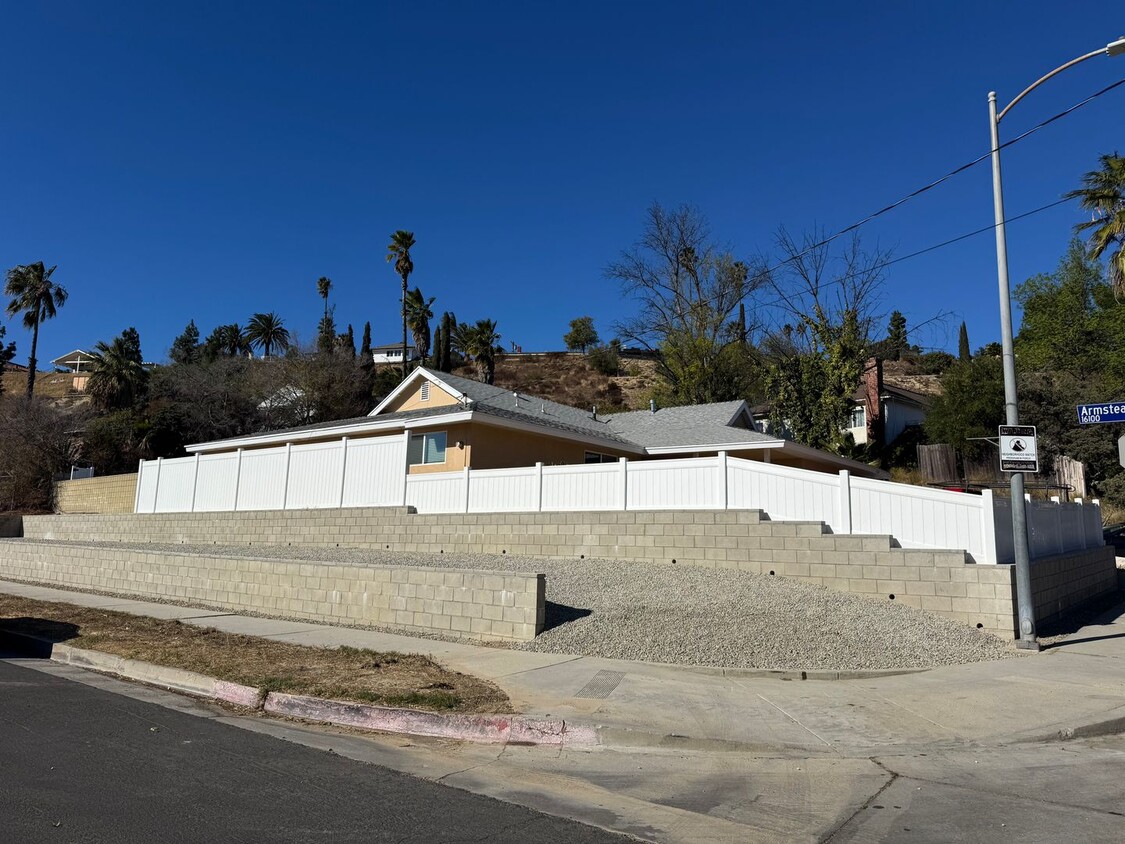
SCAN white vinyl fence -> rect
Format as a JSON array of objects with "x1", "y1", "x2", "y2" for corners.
[
  {"x1": 136, "y1": 435, "x2": 408, "y2": 515},
  {"x1": 136, "y1": 446, "x2": 1103, "y2": 565}
]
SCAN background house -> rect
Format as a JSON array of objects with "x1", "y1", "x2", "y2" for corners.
[
  {"x1": 847, "y1": 358, "x2": 932, "y2": 448},
  {"x1": 51, "y1": 349, "x2": 96, "y2": 392},
  {"x1": 369, "y1": 343, "x2": 421, "y2": 365}
]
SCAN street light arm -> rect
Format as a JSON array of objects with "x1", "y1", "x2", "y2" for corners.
[{"x1": 998, "y1": 39, "x2": 1124, "y2": 122}]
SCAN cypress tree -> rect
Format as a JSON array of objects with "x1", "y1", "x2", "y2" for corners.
[
  {"x1": 440, "y1": 312, "x2": 453, "y2": 371},
  {"x1": 958, "y1": 322, "x2": 971, "y2": 362},
  {"x1": 431, "y1": 326, "x2": 442, "y2": 369},
  {"x1": 360, "y1": 321, "x2": 372, "y2": 362}
]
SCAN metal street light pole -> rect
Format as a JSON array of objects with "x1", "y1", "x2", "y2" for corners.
[{"x1": 988, "y1": 35, "x2": 1125, "y2": 650}]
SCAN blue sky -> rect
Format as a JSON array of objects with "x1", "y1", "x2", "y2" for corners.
[{"x1": 1, "y1": 2, "x2": 1122, "y2": 363}]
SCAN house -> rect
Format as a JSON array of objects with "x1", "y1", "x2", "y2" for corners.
[
  {"x1": 369, "y1": 343, "x2": 421, "y2": 365},
  {"x1": 846, "y1": 358, "x2": 932, "y2": 448},
  {"x1": 51, "y1": 349, "x2": 96, "y2": 392},
  {"x1": 752, "y1": 358, "x2": 934, "y2": 450},
  {"x1": 185, "y1": 367, "x2": 886, "y2": 478}
]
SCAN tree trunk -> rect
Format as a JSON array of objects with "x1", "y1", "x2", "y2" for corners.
[
  {"x1": 25, "y1": 316, "x2": 40, "y2": 399},
  {"x1": 401, "y1": 277, "x2": 408, "y2": 380}
]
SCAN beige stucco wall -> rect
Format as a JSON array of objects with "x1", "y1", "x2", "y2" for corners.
[
  {"x1": 468, "y1": 424, "x2": 631, "y2": 469},
  {"x1": 0, "y1": 539, "x2": 545, "y2": 642},
  {"x1": 405, "y1": 420, "x2": 631, "y2": 473},
  {"x1": 385, "y1": 379, "x2": 461, "y2": 412},
  {"x1": 55, "y1": 474, "x2": 138, "y2": 514},
  {"x1": 407, "y1": 422, "x2": 473, "y2": 474}
]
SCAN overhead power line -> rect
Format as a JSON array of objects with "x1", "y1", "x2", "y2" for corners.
[
  {"x1": 756, "y1": 196, "x2": 1072, "y2": 313},
  {"x1": 765, "y1": 77, "x2": 1125, "y2": 273}
]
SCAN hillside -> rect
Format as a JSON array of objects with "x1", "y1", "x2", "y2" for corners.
[
  {"x1": 451, "y1": 353, "x2": 661, "y2": 413},
  {"x1": 1, "y1": 370, "x2": 80, "y2": 401},
  {"x1": 881, "y1": 361, "x2": 942, "y2": 397}
]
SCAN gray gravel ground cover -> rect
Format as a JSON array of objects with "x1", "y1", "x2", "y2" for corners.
[{"x1": 10, "y1": 540, "x2": 1015, "y2": 671}]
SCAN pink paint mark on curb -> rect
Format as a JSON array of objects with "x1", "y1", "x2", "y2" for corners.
[
  {"x1": 263, "y1": 693, "x2": 599, "y2": 747},
  {"x1": 213, "y1": 680, "x2": 263, "y2": 709}
]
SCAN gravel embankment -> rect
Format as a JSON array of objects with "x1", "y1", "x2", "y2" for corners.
[{"x1": 11, "y1": 540, "x2": 1015, "y2": 671}]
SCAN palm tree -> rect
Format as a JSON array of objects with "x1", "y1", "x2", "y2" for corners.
[
  {"x1": 4, "y1": 262, "x2": 68, "y2": 398},
  {"x1": 316, "y1": 277, "x2": 333, "y2": 319},
  {"x1": 386, "y1": 230, "x2": 416, "y2": 379},
  {"x1": 87, "y1": 332, "x2": 148, "y2": 411},
  {"x1": 452, "y1": 319, "x2": 501, "y2": 384},
  {"x1": 404, "y1": 287, "x2": 436, "y2": 364},
  {"x1": 220, "y1": 323, "x2": 250, "y2": 357},
  {"x1": 246, "y1": 312, "x2": 290, "y2": 358},
  {"x1": 1065, "y1": 152, "x2": 1125, "y2": 298}
]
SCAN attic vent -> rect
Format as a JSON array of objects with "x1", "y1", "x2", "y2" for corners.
[{"x1": 420, "y1": 382, "x2": 430, "y2": 402}]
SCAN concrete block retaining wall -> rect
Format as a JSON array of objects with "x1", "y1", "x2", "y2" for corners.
[
  {"x1": 19, "y1": 508, "x2": 1119, "y2": 640},
  {"x1": 0, "y1": 540, "x2": 545, "y2": 642},
  {"x1": 55, "y1": 474, "x2": 139, "y2": 514}
]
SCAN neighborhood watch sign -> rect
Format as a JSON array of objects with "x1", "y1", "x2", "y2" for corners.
[{"x1": 1076, "y1": 403, "x2": 1125, "y2": 425}]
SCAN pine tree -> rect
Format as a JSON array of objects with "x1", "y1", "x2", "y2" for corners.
[
  {"x1": 958, "y1": 322, "x2": 971, "y2": 362},
  {"x1": 169, "y1": 320, "x2": 201, "y2": 365},
  {"x1": 317, "y1": 313, "x2": 337, "y2": 355},
  {"x1": 886, "y1": 311, "x2": 908, "y2": 361}
]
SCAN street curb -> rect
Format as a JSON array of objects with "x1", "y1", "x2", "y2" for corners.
[
  {"x1": 264, "y1": 692, "x2": 599, "y2": 746},
  {"x1": 0, "y1": 629, "x2": 597, "y2": 747},
  {"x1": 1012, "y1": 704, "x2": 1125, "y2": 744},
  {"x1": 670, "y1": 662, "x2": 930, "y2": 681}
]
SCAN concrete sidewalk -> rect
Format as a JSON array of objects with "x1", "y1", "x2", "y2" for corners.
[{"x1": 2, "y1": 578, "x2": 1123, "y2": 755}]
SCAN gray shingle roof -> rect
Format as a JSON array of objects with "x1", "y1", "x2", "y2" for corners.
[
  {"x1": 193, "y1": 405, "x2": 454, "y2": 449},
  {"x1": 607, "y1": 401, "x2": 777, "y2": 448}
]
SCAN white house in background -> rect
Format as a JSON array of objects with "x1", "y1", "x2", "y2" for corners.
[
  {"x1": 847, "y1": 359, "x2": 932, "y2": 447},
  {"x1": 754, "y1": 358, "x2": 934, "y2": 449},
  {"x1": 369, "y1": 343, "x2": 421, "y2": 365},
  {"x1": 51, "y1": 349, "x2": 96, "y2": 392}
]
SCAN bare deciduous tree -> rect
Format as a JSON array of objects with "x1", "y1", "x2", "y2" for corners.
[{"x1": 609, "y1": 203, "x2": 767, "y2": 404}]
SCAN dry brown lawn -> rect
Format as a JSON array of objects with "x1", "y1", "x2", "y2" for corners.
[{"x1": 0, "y1": 594, "x2": 511, "y2": 713}]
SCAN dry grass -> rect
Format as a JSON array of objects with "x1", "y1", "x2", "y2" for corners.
[
  {"x1": 470, "y1": 354, "x2": 660, "y2": 412},
  {"x1": 1, "y1": 371, "x2": 76, "y2": 399},
  {"x1": 0, "y1": 594, "x2": 511, "y2": 713}
]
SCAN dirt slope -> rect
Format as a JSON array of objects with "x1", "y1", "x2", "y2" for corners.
[{"x1": 453, "y1": 353, "x2": 660, "y2": 412}]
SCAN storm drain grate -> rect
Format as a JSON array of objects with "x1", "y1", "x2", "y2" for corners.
[{"x1": 574, "y1": 670, "x2": 626, "y2": 699}]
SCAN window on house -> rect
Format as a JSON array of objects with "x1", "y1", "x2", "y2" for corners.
[
  {"x1": 849, "y1": 406, "x2": 866, "y2": 429},
  {"x1": 420, "y1": 381, "x2": 430, "y2": 402},
  {"x1": 408, "y1": 431, "x2": 447, "y2": 465},
  {"x1": 584, "y1": 451, "x2": 617, "y2": 464}
]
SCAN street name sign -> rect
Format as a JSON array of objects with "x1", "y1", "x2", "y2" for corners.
[
  {"x1": 999, "y1": 425, "x2": 1038, "y2": 473},
  {"x1": 1076, "y1": 403, "x2": 1125, "y2": 424}
]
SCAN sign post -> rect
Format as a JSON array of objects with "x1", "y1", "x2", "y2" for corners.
[{"x1": 999, "y1": 425, "x2": 1038, "y2": 473}]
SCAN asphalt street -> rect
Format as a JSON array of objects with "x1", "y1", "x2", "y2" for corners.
[{"x1": 0, "y1": 657, "x2": 628, "y2": 844}]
